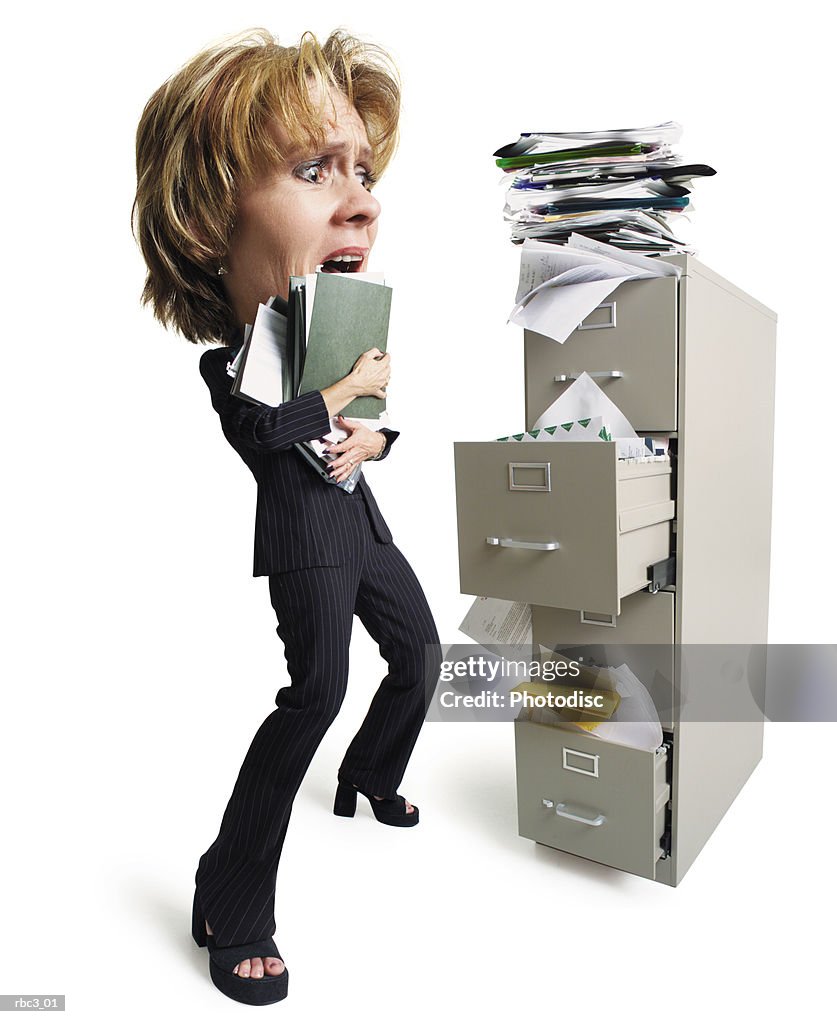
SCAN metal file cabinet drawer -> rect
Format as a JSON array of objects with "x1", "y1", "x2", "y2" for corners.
[
  {"x1": 453, "y1": 441, "x2": 674, "y2": 617},
  {"x1": 524, "y1": 276, "x2": 678, "y2": 432},
  {"x1": 532, "y1": 591, "x2": 675, "y2": 730},
  {"x1": 514, "y1": 718, "x2": 670, "y2": 879}
]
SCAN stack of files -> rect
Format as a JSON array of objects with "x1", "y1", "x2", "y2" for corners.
[
  {"x1": 227, "y1": 270, "x2": 392, "y2": 493},
  {"x1": 493, "y1": 121, "x2": 715, "y2": 254},
  {"x1": 496, "y1": 424, "x2": 668, "y2": 462}
]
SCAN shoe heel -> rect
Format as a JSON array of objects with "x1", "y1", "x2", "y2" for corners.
[
  {"x1": 333, "y1": 781, "x2": 358, "y2": 817},
  {"x1": 191, "y1": 887, "x2": 208, "y2": 948}
]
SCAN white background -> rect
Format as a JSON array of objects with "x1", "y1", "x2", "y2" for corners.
[{"x1": 2, "y1": 1, "x2": 834, "y2": 1020}]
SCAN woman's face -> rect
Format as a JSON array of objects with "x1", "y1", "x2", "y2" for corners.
[{"x1": 222, "y1": 82, "x2": 382, "y2": 326}]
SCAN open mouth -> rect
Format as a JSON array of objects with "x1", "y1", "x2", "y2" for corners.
[{"x1": 319, "y1": 254, "x2": 365, "y2": 274}]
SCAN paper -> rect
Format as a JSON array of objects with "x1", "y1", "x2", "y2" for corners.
[
  {"x1": 497, "y1": 417, "x2": 610, "y2": 443},
  {"x1": 458, "y1": 597, "x2": 532, "y2": 655},
  {"x1": 306, "y1": 412, "x2": 391, "y2": 461},
  {"x1": 581, "y1": 663, "x2": 664, "y2": 752},
  {"x1": 508, "y1": 239, "x2": 668, "y2": 345},
  {"x1": 511, "y1": 240, "x2": 646, "y2": 303},
  {"x1": 533, "y1": 372, "x2": 638, "y2": 438},
  {"x1": 492, "y1": 123, "x2": 711, "y2": 253},
  {"x1": 498, "y1": 122, "x2": 683, "y2": 155},
  {"x1": 497, "y1": 422, "x2": 668, "y2": 464},
  {"x1": 512, "y1": 278, "x2": 625, "y2": 346},
  {"x1": 529, "y1": 656, "x2": 663, "y2": 751},
  {"x1": 567, "y1": 233, "x2": 681, "y2": 278},
  {"x1": 227, "y1": 323, "x2": 252, "y2": 378},
  {"x1": 234, "y1": 303, "x2": 289, "y2": 406}
]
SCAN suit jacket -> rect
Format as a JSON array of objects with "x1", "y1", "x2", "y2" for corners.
[{"x1": 199, "y1": 346, "x2": 400, "y2": 576}]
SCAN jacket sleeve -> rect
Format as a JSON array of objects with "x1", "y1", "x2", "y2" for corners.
[
  {"x1": 199, "y1": 348, "x2": 332, "y2": 452},
  {"x1": 372, "y1": 427, "x2": 400, "y2": 462}
]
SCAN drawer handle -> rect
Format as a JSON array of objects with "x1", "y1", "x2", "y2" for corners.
[
  {"x1": 508, "y1": 462, "x2": 551, "y2": 491},
  {"x1": 580, "y1": 610, "x2": 617, "y2": 627},
  {"x1": 554, "y1": 802, "x2": 607, "y2": 827},
  {"x1": 577, "y1": 301, "x2": 616, "y2": 330},
  {"x1": 486, "y1": 537, "x2": 560, "y2": 551},
  {"x1": 554, "y1": 370, "x2": 624, "y2": 382}
]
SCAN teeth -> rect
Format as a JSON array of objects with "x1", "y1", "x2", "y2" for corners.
[{"x1": 326, "y1": 254, "x2": 363, "y2": 263}]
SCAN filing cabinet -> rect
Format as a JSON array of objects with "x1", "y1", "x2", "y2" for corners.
[{"x1": 454, "y1": 254, "x2": 776, "y2": 886}]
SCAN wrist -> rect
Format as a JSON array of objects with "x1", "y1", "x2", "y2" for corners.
[
  {"x1": 322, "y1": 379, "x2": 359, "y2": 418},
  {"x1": 372, "y1": 431, "x2": 386, "y2": 459}
]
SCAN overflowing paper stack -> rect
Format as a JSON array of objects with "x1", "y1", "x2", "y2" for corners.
[{"x1": 494, "y1": 121, "x2": 714, "y2": 255}]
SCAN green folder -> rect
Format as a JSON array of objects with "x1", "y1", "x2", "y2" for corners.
[
  {"x1": 496, "y1": 142, "x2": 644, "y2": 170},
  {"x1": 297, "y1": 273, "x2": 392, "y2": 420}
]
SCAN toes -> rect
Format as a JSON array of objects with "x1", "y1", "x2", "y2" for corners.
[{"x1": 232, "y1": 955, "x2": 284, "y2": 979}]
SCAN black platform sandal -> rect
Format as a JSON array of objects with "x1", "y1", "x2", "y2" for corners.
[
  {"x1": 333, "y1": 779, "x2": 419, "y2": 826},
  {"x1": 191, "y1": 888, "x2": 289, "y2": 1006}
]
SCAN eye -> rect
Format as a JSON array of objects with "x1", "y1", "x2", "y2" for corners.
[
  {"x1": 358, "y1": 168, "x2": 379, "y2": 191},
  {"x1": 295, "y1": 158, "x2": 328, "y2": 184}
]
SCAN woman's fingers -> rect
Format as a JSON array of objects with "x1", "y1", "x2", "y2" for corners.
[
  {"x1": 348, "y1": 349, "x2": 391, "y2": 397},
  {"x1": 327, "y1": 428, "x2": 379, "y2": 478},
  {"x1": 329, "y1": 457, "x2": 357, "y2": 481}
]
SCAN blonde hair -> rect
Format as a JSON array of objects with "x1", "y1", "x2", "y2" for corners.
[{"x1": 132, "y1": 28, "x2": 400, "y2": 345}]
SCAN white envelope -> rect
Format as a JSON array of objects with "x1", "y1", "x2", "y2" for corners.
[{"x1": 533, "y1": 371, "x2": 638, "y2": 438}]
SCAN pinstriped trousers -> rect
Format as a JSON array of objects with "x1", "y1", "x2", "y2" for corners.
[{"x1": 194, "y1": 494, "x2": 441, "y2": 948}]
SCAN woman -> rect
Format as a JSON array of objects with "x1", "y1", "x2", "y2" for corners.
[{"x1": 132, "y1": 28, "x2": 441, "y2": 1006}]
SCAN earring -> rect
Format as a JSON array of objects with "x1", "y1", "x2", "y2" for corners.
[{"x1": 217, "y1": 262, "x2": 228, "y2": 276}]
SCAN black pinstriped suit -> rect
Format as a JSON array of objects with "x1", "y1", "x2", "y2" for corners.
[
  {"x1": 193, "y1": 329, "x2": 441, "y2": 949},
  {"x1": 198, "y1": 344, "x2": 401, "y2": 575}
]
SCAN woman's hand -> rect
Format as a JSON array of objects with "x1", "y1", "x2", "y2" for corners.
[
  {"x1": 345, "y1": 348, "x2": 390, "y2": 400},
  {"x1": 325, "y1": 418, "x2": 387, "y2": 482},
  {"x1": 320, "y1": 348, "x2": 391, "y2": 420}
]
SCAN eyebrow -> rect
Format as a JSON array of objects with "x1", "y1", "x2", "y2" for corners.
[{"x1": 291, "y1": 139, "x2": 374, "y2": 163}]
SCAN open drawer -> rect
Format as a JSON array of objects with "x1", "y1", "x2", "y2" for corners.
[
  {"x1": 514, "y1": 717, "x2": 670, "y2": 879},
  {"x1": 453, "y1": 441, "x2": 674, "y2": 617},
  {"x1": 532, "y1": 591, "x2": 676, "y2": 730}
]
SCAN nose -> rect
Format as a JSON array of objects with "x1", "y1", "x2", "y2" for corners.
[{"x1": 335, "y1": 174, "x2": 381, "y2": 227}]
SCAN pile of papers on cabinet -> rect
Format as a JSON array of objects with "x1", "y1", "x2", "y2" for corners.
[{"x1": 494, "y1": 121, "x2": 714, "y2": 255}]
